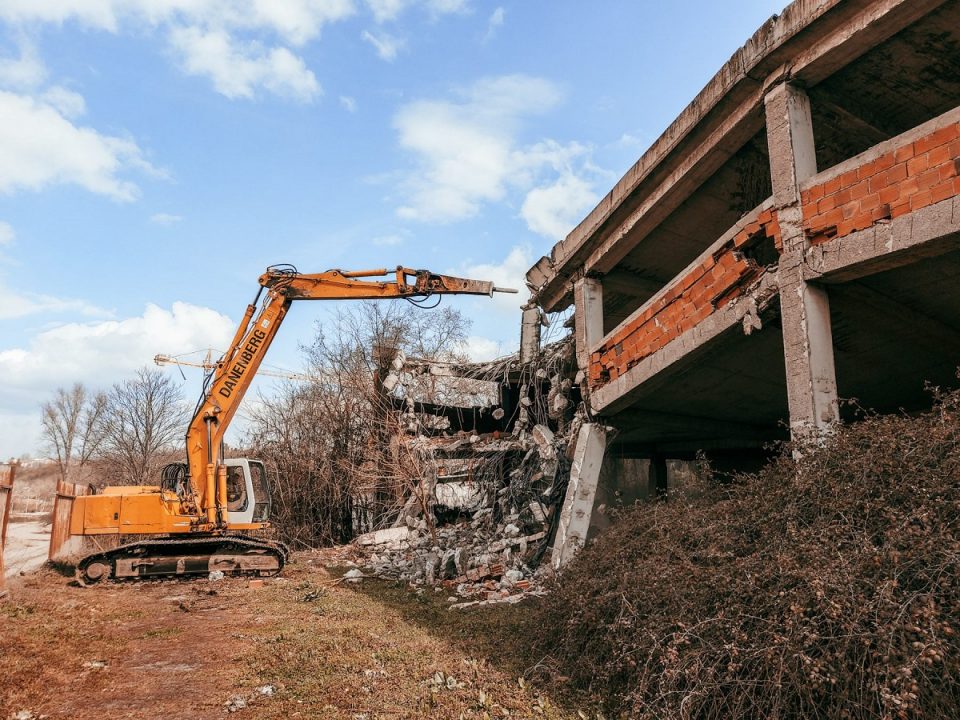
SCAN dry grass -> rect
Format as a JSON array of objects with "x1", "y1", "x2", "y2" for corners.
[{"x1": 0, "y1": 556, "x2": 592, "y2": 720}]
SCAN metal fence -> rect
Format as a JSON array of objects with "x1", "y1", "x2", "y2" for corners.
[
  {"x1": 48, "y1": 479, "x2": 88, "y2": 562},
  {"x1": 0, "y1": 463, "x2": 17, "y2": 599}
]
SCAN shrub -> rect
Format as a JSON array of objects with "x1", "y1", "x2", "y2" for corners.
[{"x1": 534, "y1": 391, "x2": 960, "y2": 719}]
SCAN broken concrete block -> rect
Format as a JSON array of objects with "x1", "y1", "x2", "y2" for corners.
[{"x1": 356, "y1": 526, "x2": 410, "y2": 547}]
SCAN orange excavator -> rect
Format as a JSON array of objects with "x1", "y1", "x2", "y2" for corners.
[{"x1": 70, "y1": 265, "x2": 514, "y2": 584}]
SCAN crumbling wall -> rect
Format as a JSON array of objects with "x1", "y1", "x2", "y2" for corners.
[{"x1": 802, "y1": 116, "x2": 960, "y2": 245}]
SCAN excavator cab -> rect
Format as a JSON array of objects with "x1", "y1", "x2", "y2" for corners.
[{"x1": 223, "y1": 458, "x2": 271, "y2": 524}]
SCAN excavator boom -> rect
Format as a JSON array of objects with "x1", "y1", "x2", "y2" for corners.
[{"x1": 69, "y1": 263, "x2": 514, "y2": 584}]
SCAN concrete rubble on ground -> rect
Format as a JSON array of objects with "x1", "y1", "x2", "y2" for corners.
[{"x1": 351, "y1": 336, "x2": 584, "y2": 606}]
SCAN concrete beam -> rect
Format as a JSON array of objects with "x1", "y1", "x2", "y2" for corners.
[
  {"x1": 528, "y1": 0, "x2": 946, "y2": 313},
  {"x1": 551, "y1": 423, "x2": 607, "y2": 569},
  {"x1": 766, "y1": 83, "x2": 840, "y2": 439},
  {"x1": 805, "y1": 197, "x2": 960, "y2": 284},
  {"x1": 573, "y1": 277, "x2": 603, "y2": 373}
]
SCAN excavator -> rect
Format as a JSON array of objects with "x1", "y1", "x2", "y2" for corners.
[{"x1": 69, "y1": 265, "x2": 514, "y2": 584}]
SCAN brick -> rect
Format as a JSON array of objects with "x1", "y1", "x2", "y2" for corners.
[
  {"x1": 850, "y1": 181, "x2": 869, "y2": 201},
  {"x1": 860, "y1": 192, "x2": 881, "y2": 212},
  {"x1": 917, "y1": 168, "x2": 942, "y2": 190},
  {"x1": 835, "y1": 188, "x2": 853, "y2": 206},
  {"x1": 808, "y1": 183, "x2": 825, "y2": 203},
  {"x1": 842, "y1": 203, "x2": 857, "y2": 220},
  {"x1": 824, "y1": 176, "x2": 842, "y2": 195},
  {"x1": 898, "y1": 176, "x2": 920, "y2": 197},
  {"x1": 910, "y1": 190, "x2": 933, "y2": 211},
  {"x1": 867, "y1": 173, "x2": 888, "y2": 194},
  {"x1": 915, "y1": 124, "x2": 959, "y2": 155},
  {"x1": 757, "y1": 209, "x2": 772, "y2": 224},
  {"x1": 836, "y1": 220, "x2": 856, "y2": 237},
  {"x1": 890, "y1": 199, "x2": 911, "y2": 218},
  {"x1": 878, "y1": 185, "x2": 900, "y2": 204},
  {"x1": 857, "y1": 160, "x2": 876, "y2": 181},
  {"x1": 818, "y1": 195, "x2": 837, "y2": 213},
  {"x1": 874, "y1": 152, "x2": 895, "y2": 173},
  {"x1": 840, "y1": 169, "x2": 859, "y2": 188},
  {"x1": 928, "y1": 144, "x2": 951, "y2": 166},
  {"x1": 871, "y1": 204, "x2": 892, "y2": 222},
  {"x1": 887, "y1": 162, "x2": 908, "y2": 185},
  {"x1": 894, "y1": 143, "x2": 914, "y2": 163},
  {"x1": 930, "y1": 180, "x2": 955, "y2": 204},
  {"x1": 907, "y1": 153, "x2": 930, "y2": 176}
]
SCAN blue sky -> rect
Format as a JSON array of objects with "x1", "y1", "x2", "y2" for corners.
[{"x1": 0, "y1": 0, "x2": 785, "y2": 458}]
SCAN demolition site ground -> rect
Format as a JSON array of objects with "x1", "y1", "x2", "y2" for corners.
[{"x1": 0, "y1": 554, "x2": 589, "y2": 720}]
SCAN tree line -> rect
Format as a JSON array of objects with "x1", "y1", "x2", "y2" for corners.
[{"x1": 40, "y1": 301, "x2": 473, "y2": 546}]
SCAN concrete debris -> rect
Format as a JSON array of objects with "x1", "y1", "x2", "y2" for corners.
[
  {"x1": 256, "y1": 685, "x2": 275, "y2": 697},
  {"x1": 225, "y1": 696, "x2": 248, "y2": 713},
  {"x1": 355, "y1": 335, "x2": 581, "y2": 604},
  {"x1": 343, "y1": 569, "x2": 365, "y2": 583},
  {"x1": 208, "y1": 570, "x2": 225, "y2": 582}
]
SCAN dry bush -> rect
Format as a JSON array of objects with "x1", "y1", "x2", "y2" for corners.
[
  {"x1": 246, "y1": 301, "x2": 471, "y2": 547},
  {"x1": 533, "y1": 390, "x2": 960, "y2": 719}
]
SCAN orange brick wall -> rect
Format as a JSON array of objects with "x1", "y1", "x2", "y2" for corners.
[
  {"x1": 802, "y1": 122, "x2": 960, "y2": 245},
  {"x1": 589, "y1": 210, "x2": 781, "y2": 388}
]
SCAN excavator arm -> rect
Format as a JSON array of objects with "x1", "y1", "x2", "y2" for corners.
[{"x1": 184, "y1": 265, "x2": 513, "y2": 528}]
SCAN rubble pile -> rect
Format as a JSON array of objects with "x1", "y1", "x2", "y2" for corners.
[
  {"x1": 346, "y1": 334, "x2": 584, "y2": 606},
  {"x1": 351, "y1": 417, "x2": 575, "y2": 607}
]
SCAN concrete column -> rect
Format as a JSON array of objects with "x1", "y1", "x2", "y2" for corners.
[
  {"x1": 519, "y1": 303, "x2": 541, "y2": 364},
  {"x1": 765, "y1": 82, "x2": 840, "y2": 440},
  {"x1": 551, "y1": 423, "x2": 607, "y2": 569},
  {"x1": 649, "y1": 454, "x2": 668, "y2": 498},
  {"x1": 573, "y1": 277, "x2": 603, "y2": 373}
]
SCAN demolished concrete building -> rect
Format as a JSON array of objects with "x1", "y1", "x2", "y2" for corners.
[{"x1": 523, "y1": 0, "x2": 960, "y2": 564}]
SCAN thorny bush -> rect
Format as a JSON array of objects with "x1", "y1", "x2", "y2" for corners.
[{"x1": 534, "y1": 389, "x2": 960, "y2": 719}]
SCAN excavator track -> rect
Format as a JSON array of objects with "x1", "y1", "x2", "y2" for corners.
[{"x1": 76, "y1": 535, "x2": 290, "y2": 586}]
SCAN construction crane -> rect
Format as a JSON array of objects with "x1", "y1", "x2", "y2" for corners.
[
  {"x1": 68, "y1": 264, "x2": 516, "y2": 584},
  {"x1": 154, "y1": 351, "x2": 310, "y2": 381}
]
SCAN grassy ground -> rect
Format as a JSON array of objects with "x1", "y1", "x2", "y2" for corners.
[{"x1": 0, "y1": 553, "x2": 595, "y2": 720}]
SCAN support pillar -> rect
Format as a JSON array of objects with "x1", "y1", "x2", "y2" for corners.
[
  {"x1": 519, "y1": 303, "x2": 541, "y2": 364},
  {"x1": 573, "y1": 277, "x2": 603, "y2": 375},
  {"x1": 551, "y1": 423, "x2": 607, "y2": 569},
  {"x1": 765, "y1": 82, "x2": 840, "y2": 440},
  {"x1": 649, "y1": 454, "x2": 668, "y2": 498}
]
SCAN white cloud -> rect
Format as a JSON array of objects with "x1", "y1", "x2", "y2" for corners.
[
  {"x1": 0, "y1": 1, "x2": 357, "y2": 46},
  {"x1": 0, "y1": 221, "x2": 14, "y2": 246},
  {"x1": 0, "y1": 300, "x2": 236, "y2": 458},
  {"x1": 0, "y1": 40, "x2": 46, "y2": 88},
  {"x1": 521, "y1": 172, "x2": 598, "y2": 242},
  {"x1": 484, "y1": 6, "x2": 504, "y2": 42},
  {"x1": 393, "y1": 74, "x2": 600, "y2": 237},
  {"x1": 339, "y1": 94, "x2": 357, "y2": 112},
  {"x1": 361, "y1": 29, "x2": 403, "y2": 61},
  {"x1": 169, "y1": 26, "x2": 321, "y2": 101},
  {"x1": 0, "y1": 276, "x2": 110, "y2": 320},
  {"x1": 458, "y1": 335, "x2": 501, "y2": 362},
  {"x1": 0, "y1": 90, "x2": 157, "y2": 201},
  {"x1": 150, "y1": 212, "x2": 183, "y2": 226},
  {"x1": 41, "y1": 85, "x2": 86, "y2": 117},
  {"x1": 457, "y1": 244, "x2": 530, "y2": 315},
  {"x1": 364, "y1": 0, "x2": 468, "y2": 23},
  {"x1": 365, "y1": 0, "x2": 407, "y2": 23}
]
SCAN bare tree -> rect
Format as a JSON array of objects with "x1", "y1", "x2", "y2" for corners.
[
  {"x1": 40, "y1": 383, "x2": 108, "y2": 485},
  {"x1": 99, "y1": 368, "x2": 185, "y2": 485},
  {"x1": 246, "y1": 301, "x2": 472, "y2": 546}
]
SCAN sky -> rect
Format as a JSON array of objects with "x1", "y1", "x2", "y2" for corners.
[{"x1": 0, "y1": 0, "x2": 786, "y2": 459}]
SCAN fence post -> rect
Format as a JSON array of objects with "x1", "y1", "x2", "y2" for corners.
[
  {"x1": 48, "y1": 479, "x2": 87, "y2": 563},
  {"x1": 0, "y1": 462, "x2": 18, "y2": 599}
]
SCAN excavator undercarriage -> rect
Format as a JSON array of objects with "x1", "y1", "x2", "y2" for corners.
[{"x1": 76, "y1": 535, "x2": 289, "y2": 585}]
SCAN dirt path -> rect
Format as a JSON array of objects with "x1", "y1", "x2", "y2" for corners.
[
  {"x1": 0, "y1": 555, "x2": 589, "y2": 720},
  {"x1": 3, "y1": 520, "x2": 51, "y2": 579}
]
